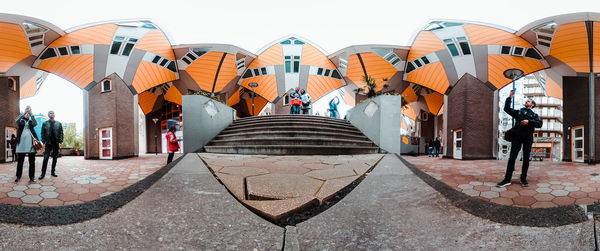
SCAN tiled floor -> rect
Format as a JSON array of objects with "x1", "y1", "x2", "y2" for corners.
[
  {"x1": 0, "y1": 154, "x2": 177, "y2": 207},
  {"x1": 199, "y1": 153, "x2": 384, "y2": 220},
  {"x1": 405, "y1": 156, "x2": 600, "y2": 208}
]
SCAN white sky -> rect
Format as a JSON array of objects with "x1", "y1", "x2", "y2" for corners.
[{"x1": 8, "y1": 0, "x2": 598, "y2": 127}]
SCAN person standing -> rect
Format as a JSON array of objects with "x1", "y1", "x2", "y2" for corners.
[
  {"x1": 289, "y1": 88, "x2": 300, "y2": 114},
  {"x1": 299, "y1": 89, "x2": 312, "y2": 114},
  {"x1": 15, "y1": 106, "x2": 39, "y2": 183},
  {"x1": 329, "y1": 97, "x2": 340, "y2": 118},
  {"x1": 289, "y1": 93, "x2": 302, "y2": 114},
  {"x1": 9, "y1": 134, "x2": 16, "y2": 162},
  {"x1": 434, "y1": 137, "x2": 441, "y2": 157},
  {"x1": 496, "y1": 90, "x2": 542, "y2": 188},
  {"x1": 39, "y1": 111, "x2": 63, "y2": 180},
  {"x1": 166, "y1": 126, "x2": 180, "y2": 164}
]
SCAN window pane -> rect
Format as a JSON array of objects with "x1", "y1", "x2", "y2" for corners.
[
  {"x1": 576, "y1": 140, "x2": 583, "y2": 148},
  {"x1": 160, "y1": 59, "x2": 169, "y2": 66},
  {"x1": 501, "y1": 46, "x2": 511, "y2": 55},
  {"x1": 459, "y1": 42, "x2": 471, "y2": 55},
  {"x1": 405, "y1": 62, "x2": 416, "y2": 73},
  {"x1": 285, "y1": 56, "x2": 291, "y2": 60},
  {"x1": 114, "y1": 36, "x2": 125, "y2": 41},
  {"x1": 456, "y1": 141, "x2": 461, "y2": 147},
  {"x1": 525, "y1": 48, "x2": 542, "y2": 59},
  {"x1": 446, "y1": 43, "x2": 459, "y2": 56},
  {"x1": 152, "y1": 56, "x2": 161, "y2": 63},
  {"x1": 420, "y1": 56, "x2": 429, "y2": 64},
  {"x1": 103, "y1": 81, "x2": 111, "y2": 92},
  {"x1": 253, "y1": 69, "x2": 260, "y2": 76},
  {"x1": 30, "y1": 41, "x2": 43, "y2": 47},
  {"x1": 122, "y1": 43, "x2": 135, "y2": 56},
  {"x1": 317, "y1": 68, "x2": 323, "y2": 75},
  {"x1": 285, "y1": 61, "x2": 291, "y2": 73},
  {"x1": 187, "y1": 53, "x2": 197, "y2": 60},
  {"x1": 128, "y1": 38, "x2": 138, "y2": 42},
  {"x1": 102, "y1": 149, "x2": 111, "y2": 157},
  {"x1": 324, "y1": 69, "x2": 331, "y2": 76},
  {"x1": 456, "y1": 131, "x2": 462, "y2": 138},
  {"x1": 261, "y1": 67, "x2": 267, "y2": 75},
  {"x1": 243, "y1": 69, "x2": 253, "y2": 78},
  {"x1": 102, "y1": 130, "x2": 111, "y2": 138},
  {"x1": 576, "y1": 151, "x2": 583, "y2": 158},
  {"x1": 58, "y1": 47, "x2": 69, "y2": 56},
  {"x1": 70, "y1": 46, "x2": 81, "y2": 54},
  {"x1": 192, "y1": 49, "x2": 206, "y2": 57},
  {"x1": 167, "y1": 61, "x2": 177, "y2": 72},
  {"x1": 575, "y1": 129, "x2": 583, "y2": 138},
  {"x1": 414, "y1": 60, "x2": 422, "y2": 67},
  {"x1": 294, "y1": 40, "x2": 305, "y2": 45},
  {"x1": 40, "y1": 48, "x2": 57, "y2": 59},
  {"x1": 513, "y1": 47, "x2": 524, "y2": 55},
  {"x1": 293, "y1": 56, "x2": 300, "y2": 60},
  {"x1": 280, "y1": 40, "x2": 291, "y2": 44},
  {"x1": 386, "y1": 54, "x2": 395, "y2": 61},
  {"x1": 331, "y1": 70, "x2": 341, "y2": 79},
  {"x1": 293, "y1": 61, "x2": 300, "y2": 73},
  {"x1": 182, "y1": 57, "x2": 191, "y2": 64},
  {"x1": 110, "y1": 41, "x2": 122, "y2": 54}
]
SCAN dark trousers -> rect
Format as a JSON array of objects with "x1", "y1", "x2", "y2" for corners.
[
  {"x1": 167, "y1": 153, "x2": 175, "y2": 164},
  {"x1": 16, "y1": 152, "x2": 36, "y2": 180},
  {"x1": 41, "y1": 143, "x2": 59, "y2": 176},
  {"x1": 434, "y1": 147, "x2": 440, "y2": 157},
  {"x1": 504, "y1": 137, "x2": 533, "y2": 181},
  {"x1": 11, "y1": 149, "x2": 16, "y2": 162}
]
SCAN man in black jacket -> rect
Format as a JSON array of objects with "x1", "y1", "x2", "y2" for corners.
[
  {"x1": 39, "y1": 111, "x2": 63, "y2": 179},
  {"x1": 497, "y1": 90, "x2": 543, "y2": 188}
]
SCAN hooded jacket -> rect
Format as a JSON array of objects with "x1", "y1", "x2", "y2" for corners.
[{"x1": 504, "y1": 97, "x2": 543, "y2": 140}]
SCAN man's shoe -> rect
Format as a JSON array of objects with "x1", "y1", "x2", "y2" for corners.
[
  {"x1": 38, "y1": 175, "x2": 44, "y2": 180},
  {"x1": 29, "y1": 178, "x2": 36, "y2": 183},
  {"x1": 14, "y1": 178, "x2": 19, "y2": 183},
  {"x1": 520, "y1": 180, "x2": 529, "y2": 187},
  {"x1": 51, "y1": 173, "x2": 58, "y2": 177},
  {"x1": 496, "y1": 180, "x2": 511, "y2": 188}
]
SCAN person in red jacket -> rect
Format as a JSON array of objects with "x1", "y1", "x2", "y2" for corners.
[{"x1": 166, "y1": 126, "x2": 180, "y2": 164}]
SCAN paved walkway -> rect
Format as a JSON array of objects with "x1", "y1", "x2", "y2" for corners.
[
  {"x1": 199, "y1": 153, "x2": 383, "y2": 220},
  {"x1": 0, "y1": 153, "x2": 595, "y2": 249},
  {"x1": 0, "y1": 154, "x2": 178, "y2": 206},
  {"x1": 405, "y1": 156, "x2": 600, "y2": 208}
]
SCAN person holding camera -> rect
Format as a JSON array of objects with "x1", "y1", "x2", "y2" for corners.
[
  {"x1": 299, "y1": 89, "x2": 312, "y2": 114},
  {"x1": 14, "y1": 106, "x2": 40, "y2": 183},
  {"x1": 496, "y1": 90, "x2": 542, "y2": 188}
]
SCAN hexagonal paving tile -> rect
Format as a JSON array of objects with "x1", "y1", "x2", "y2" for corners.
[
  {"x1": 13, "y1": 186, "x2": 28, "y2": 191},
  {"x1": 550, "y1": 190, "x2": 569, "y2": 197},
  {"x1": 21, "y1": 195, "x2": 43, "y2": 204},
  {"x1": 457, "y1": 184, "x2": 473, "y2": 190},
  {"x1": 535, "y1": 187, "x2": 552, "y2": 193},
  {"x1": 7, "y1": 191, "x2": 26, "y2": 198},
  {"x1": 480, "y1": 191, "x2": 499, "y2": 199},
  {"x1": 40, "y1": 186, "x2": 56, "y2": 192},
  {"x1": 40, "y1": 191, "x2": 59, "y2": 199}
]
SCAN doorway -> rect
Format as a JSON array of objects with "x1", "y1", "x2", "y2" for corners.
[
  {"x1": 454, "y1": 129, "x2": 462, "y2": 160},
  {"x1": 572, "y1": 126, "x2": 584, "y2": 163},
  {"x1": 5, "y1": 127, "x2": 16, "y2": 162},
  {"x1": 99, "y1": 128, "x2": 113, "y2": 160}
]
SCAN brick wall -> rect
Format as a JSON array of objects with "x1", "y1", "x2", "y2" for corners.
[
  {"x1": 86, "y1": 75, "x2": 138, "y2": 159},
  {"x1": 562, "y1": 76, "x2": 600, "y2": 163},
  {"x1": 446, "y1": 74, "x2": 495, "y2": 159},
  {"x1": 0, "y1": 77, "x2": 20, "y2": 163}
]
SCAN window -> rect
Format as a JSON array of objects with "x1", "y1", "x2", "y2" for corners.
[
  {"x1": 58, "y1": 47, "x2": 68, "y2": 56},
  {"x1": 283, "y1": 95, "x2": 290, "y2": 105},
  {"x1": 110, "y1": 36, "x2": 138, "y2": 56},
  {"x1": 294, "y1": 40, "x2": 305, "y2": 45},
  {"x1": 317, "y1": 68, "x2": 323, "y2": 75},
  {"x1": 512, "y1": 47, "x2": 524, "y2": 56},
  {"x1": 331, "y1": 70, "x2": 342, "y2": 79},
  {"x1": 242, "y1": 70, "x2": 253, "y2": 78},
  {"x1": 324, "y1": 69, "x2": 331, "y2": 76},
  {"x1": 110, "y1": 37, "x2": 124, "y2": 55},
  {"x1": 253, "y1": 69, "x2": 260, "y2": 76},
  {"x1": 501, "y1": 46, "x2": 511, "y2": 55},
  {"x1": 293, "y1": 56, "x2": 300, "y2": 73},
  {"x1": 420, "y1": 56, "x2": 430, "y2": 64},
  {"x1": 280, "y1": 40, "x2": 291, "y2": 44},
  {"x1": 187, "y1": 53, "x2": 197, "y2": 61},
  {"x1": 391, "y1": 58, "x2": 401, "y2": 65},
  {"x1": 160, "y1": 59, "x2": 169, "y2": 66},
  {"x1": 101, "y1": 80, "x2": 112, "y2": 92},
  {"x1": 192, "y1": 49, "x2": 206, "y2": 57},
  {"x1": 443, "y1": 39, "x2": 459, "y2": 56},
  {"x1": 284, "y1": 56, "x2": 300, "y2": 73},
  {"x1": 525, "y1": 48, "x2": 542, "y2": 59},
  {"x1": 405, "y1": 62, "x2": 416, "y2": 73},
  {"x1": 285, "y1": 56, "x2": 291, "y2": 73},
  {"x1": 261, "y1": 67, "x2": 267, "y2": 75},
  {"x1": 182, "y1": 57, "x2": 191, "y2": 64},
  {"x1": 7, "y1": 77, "x2": 16, "y2": 91},
  {"x1": 70, "y1": 46, "x2": 81, "y2": 54},
  {"x1": 122, "y1": 43, "x2": 135, "y2": 56},
  {"x1": 414, "y1": 60, "x2": 422, "y2": 67},
  {"x1": 456, "y1": 37, "x2": 471, "y2": 55},
  {"x1": 40, "y1": 48, "x2": 57, "y2": 60},
  {"x1": 167, "y1": 62, "x2": 177, "y2": 72},
  {"x1": 152, "y1": 56, "x2": 161, "y2": 63}
]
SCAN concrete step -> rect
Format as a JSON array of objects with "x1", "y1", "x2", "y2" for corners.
[
  {"x1": 208, "y1": 137, "x2": 374, "y2": 147},
  {"x1": 220, "y1": 125, "x2": 363, "y2": 136},
  {"x1": 236, "y1": 114, "x2": 346, "y2": 123},
  {"x1": 204, "y1": 145, "x2": 380, "y2": 155},
  {"x1": 226, "y1": 121, "x2": 357, "y2": 131},
  {"x1": 215, "y1": 131, "x2": 369, "y2": 141},
  {"x1": 232, "y1": 116, "x2": 351, "y2": 127}
]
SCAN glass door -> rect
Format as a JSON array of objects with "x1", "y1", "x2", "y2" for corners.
[
  {"x1": 5, "y1": 127, "x2": 16, "y2": 162},
  {"x1": 454, "y1": 129, "x2": 462, "y2": 160},
  {"x1": 572, "y1": 126, "x2": 584, "y2": 163},
  {"x1": 99, "y1": 128, "x2": 112, "y2": 160}
]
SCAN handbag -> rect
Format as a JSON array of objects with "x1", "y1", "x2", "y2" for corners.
[
  {"x1": 32, "y1": 138, "x2": 44, "y2": 151},
  {"x1": 503, "y1": 127, "x2": 516, "y2": 142}
]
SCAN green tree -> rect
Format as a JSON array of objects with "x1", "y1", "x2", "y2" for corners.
[{"x1": 62, "y1": 123, "x2": 77, "y2": 148}]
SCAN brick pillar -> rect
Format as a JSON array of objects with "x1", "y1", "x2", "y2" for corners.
[
  {"x1": 0, "y1": 77, "x2": 20, "y2": 163},
  {"x1": 445, "y1": 74, "x2": 496, "y2": 160},
  {"x1": 84, "y1": 74, "x2": 138, "y2": 159}
]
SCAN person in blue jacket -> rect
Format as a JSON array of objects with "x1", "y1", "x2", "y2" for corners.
[{"x1": 329, "y1": 97, "x2": 340, "y2": 118}]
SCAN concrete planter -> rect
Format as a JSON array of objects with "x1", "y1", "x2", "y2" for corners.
[
  {"x1": 347, "y1": 95, "x2": 403, "y2": 154},
  {"x1": 182, "y1": 95, "x2": 236, "y2": 153}
]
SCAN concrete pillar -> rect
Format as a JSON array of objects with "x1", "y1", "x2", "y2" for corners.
[
  {"x1": 84, "y1": 75, "x2": 138, "y2": 159},
  {"x1": 0, "y1": 77, "x2": 20, "y2": 163},
  {"x1": 445, "y1": 74, "x2": 496, "y2": 160}
]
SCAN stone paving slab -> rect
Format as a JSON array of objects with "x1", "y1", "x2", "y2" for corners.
[
  {"x1": 405, "y1": 156, "x2": 600, "y2": 208},
  {"x1": 198, "y1": 153, "x2": 384, "y2": 221},
  {"x1": 294, "y1": 154, "x2": 595, "y2": 250},
  {"x1": 0, "y1": 153, "x2": 284, "y2": 250}
]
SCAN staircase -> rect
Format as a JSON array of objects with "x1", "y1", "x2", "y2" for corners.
[{"x1": 204, "y1": 115, "x2": 380, "y2": 155}]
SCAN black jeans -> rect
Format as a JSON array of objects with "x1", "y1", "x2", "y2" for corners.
[
  {"x1": 167, "y1": 153, "x2": 175, "y2": 164},
  {"x1": 41, "y1": 143, "x2": 59, "y2": 176},
  {"x1": 16, "y1": 152, "x2": 36, "y2": 180},
  {"x1": 504, "y1": 137, "x2": 533, "y2": 181}
]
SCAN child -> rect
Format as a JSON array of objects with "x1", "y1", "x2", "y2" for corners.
[{"x1": 290, "y1": 93, "x2": 302, "y2": 114}]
